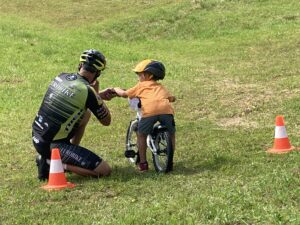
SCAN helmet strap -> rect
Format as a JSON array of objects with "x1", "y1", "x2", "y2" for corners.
[
  {"x1": 90, "y1": 70, "x2": 101, "y2": 83},
  {"x1": 78, "y1": 63, "x2": 83, "y2": 71}
]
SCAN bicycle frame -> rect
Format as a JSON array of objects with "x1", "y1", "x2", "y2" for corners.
[
  {"x1": 125, "y1": 117, "x2": 160, "y2": 155},
  {"x1": 125, "y1": 98, "x2": 173, "y2": 172}
]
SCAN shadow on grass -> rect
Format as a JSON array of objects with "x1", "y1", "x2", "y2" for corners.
[
  {"x1": 66, "y1": 165, "x2": 158, "y2": 183},
  {"x1": 114, "y1": 154, "x2": 240, "y2": 181},
  {"x1": 111, "y1": 165, "x2": 163, "y2": 182},
  {"x1": 171, "y1": 155, "x2": 240, "y2": 175},
  {"x1": 65, "y1": 155, "x2": 240, "y2": 183}
]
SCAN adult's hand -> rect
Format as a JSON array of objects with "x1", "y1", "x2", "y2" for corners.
[{"x1": 99, "y1": 88, "x2": 117, "y2": 101}]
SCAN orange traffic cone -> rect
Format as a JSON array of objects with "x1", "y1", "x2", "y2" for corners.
[
  {"x1": 42, "y1": 148, "x2": 75, "y2": 190},
  {"x1": 267, "y1": 115, "x2": 295, "y2": 154}
]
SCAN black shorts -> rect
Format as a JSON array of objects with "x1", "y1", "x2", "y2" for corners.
[
  {"x1": 138, "y1": 114, "x2": 176, "y2": 135},
  {"x1": 32, "y1": 135, "x2": 102, "y2": 170}
]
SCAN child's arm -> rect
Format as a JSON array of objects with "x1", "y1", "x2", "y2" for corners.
[
  {"x1": 168, "y1": 96, "x2": 176, "y2": 102},
  {"x1": 113, "y1": 87, "x2": 128, "y2": 98}
]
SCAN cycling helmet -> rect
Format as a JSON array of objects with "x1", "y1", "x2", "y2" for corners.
[
  {"x1": 133, "y1": 59, "x2": 165, "y2": 80},
  {"x1": 79, "y1": 49, "x2": 106, "y2": 73}
]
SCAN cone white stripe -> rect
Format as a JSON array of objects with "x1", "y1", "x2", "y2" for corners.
[
  {"x1": 49, "y1": 159, "x2": 64, "y2": 173},
  {"x1": 275, "y1": 126, "x2": 288, "y2": 138}
]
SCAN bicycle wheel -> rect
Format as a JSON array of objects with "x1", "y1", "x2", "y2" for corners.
[
  {"x1": 125, "y1": 119, "x2": 139, "y2": 164},
  {"x1": 150, "y1": 126, "x2": 174, "y2": 173}
]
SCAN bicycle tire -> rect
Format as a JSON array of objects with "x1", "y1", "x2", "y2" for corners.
[
  {"x1": 151, "y1": 127, "x2": 174, "y2": 173},
  {"x1": 125, "y1": 119, "x2": 139, "y2": 164}
]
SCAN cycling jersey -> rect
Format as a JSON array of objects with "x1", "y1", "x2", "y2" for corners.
[
  {"x1": 32, "y1": 73, "x2": 108, "y2": 143},
  {"x1": 125, "y1": 80, "x2": 174, "y2": 118}
]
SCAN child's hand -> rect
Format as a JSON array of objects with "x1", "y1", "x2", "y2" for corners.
[
  {"x1": 113, "y1": 87, "x2": 128, "y2": 98},
  {"x1": 108, "y1": 88, "x2": 118, "y2": 98}
]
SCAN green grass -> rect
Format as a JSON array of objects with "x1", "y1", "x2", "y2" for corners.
[{"x1": 1, "y1": 0, "x2": 300, "y2": 224}]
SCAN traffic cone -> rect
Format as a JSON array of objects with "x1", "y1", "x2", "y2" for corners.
[
  {"x1": 267, "y1": 115, "x2": 295, "y2": 154},
  {"x1": 42, "y1": 148, "x2": 75, "y2": 190}
]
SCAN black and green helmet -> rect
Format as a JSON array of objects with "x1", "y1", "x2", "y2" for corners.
[{"x1": 79, "y1": 49, "x2": 106, "y2": 73}]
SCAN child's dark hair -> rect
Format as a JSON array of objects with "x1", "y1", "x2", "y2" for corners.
[{"x1": 145, "y1": 71, "x2": 160, "y2": 81}]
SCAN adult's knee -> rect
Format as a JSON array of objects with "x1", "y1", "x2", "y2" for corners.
[{"x1": 94, "y1": 160, "x2": 111, "y2": 177}]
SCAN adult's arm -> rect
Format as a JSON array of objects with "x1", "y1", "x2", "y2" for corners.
[{"x1": 86, "y1": 87, "x2": 111, "y2": 126}]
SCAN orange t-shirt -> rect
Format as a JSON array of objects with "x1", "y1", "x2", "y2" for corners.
[{"x1": 125, "y1": 80, "x2": 174, "y2": 118}]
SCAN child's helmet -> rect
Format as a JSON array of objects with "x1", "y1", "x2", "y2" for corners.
[
  {"x1": 79, "y1": 49, "x2": 106, "y2": 72},
  {"x1": 133, "y1": 59, "x2": 165, "y2": 80}
]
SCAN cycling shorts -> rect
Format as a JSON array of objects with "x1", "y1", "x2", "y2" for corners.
[
  {"x1": 32, "y1": 136, "x2": 102, "y2": 170},
  {"x1": 138, "y1": 114, "x2": 176, "y2": 135}
]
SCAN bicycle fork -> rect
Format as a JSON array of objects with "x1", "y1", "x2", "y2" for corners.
[{"x1": 147, "y1": 135, "x2": 158, "y2": 155}]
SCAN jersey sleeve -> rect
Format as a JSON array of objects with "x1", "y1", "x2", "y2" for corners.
[
  {"x1": 125, "y1": 83, "x2": 140, "y2": 98},
  {"x1": 86, "y1": 86, "x2": 109, "y2": 120},
  {"x1": 164, "y1": 87, "x2": 173, "y2": 98}
]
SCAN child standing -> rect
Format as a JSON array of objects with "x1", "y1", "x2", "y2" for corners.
[{"x1": 114, "y1": 59, "x2": 176, "y2": 171}]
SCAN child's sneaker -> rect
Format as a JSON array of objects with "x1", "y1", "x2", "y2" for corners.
[{"x1": 138, "y1": 161, "x2": 148, "y2": 172}]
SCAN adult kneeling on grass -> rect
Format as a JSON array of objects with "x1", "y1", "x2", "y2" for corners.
[{"x1": 32, "y1": 49, "x2": 116, "y2": 181}]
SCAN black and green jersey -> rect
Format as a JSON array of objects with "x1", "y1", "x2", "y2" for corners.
[{"x1": 32, "y1": 73, "x2": 108, "y2": 143}]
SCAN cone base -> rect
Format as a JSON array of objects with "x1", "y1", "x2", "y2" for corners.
[
  {"x1": 42, "y1": 182, "x2": 76, "y2": 191},
  {"x1": 267, "y1": 146, "x2": 295, "y2": 154}
]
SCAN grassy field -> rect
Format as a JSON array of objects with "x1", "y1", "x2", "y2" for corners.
[{"x1": 0, "y1": 0, "x2": 300, "y2": 224}]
